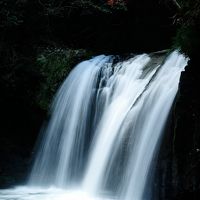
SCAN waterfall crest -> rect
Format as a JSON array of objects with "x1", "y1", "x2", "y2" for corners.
[{"x1": 28, "y1": 51, "x2": 188, "y2": 200}]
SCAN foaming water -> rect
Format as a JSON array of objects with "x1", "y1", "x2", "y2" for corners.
[
  {"x1": 0, "y1": 187, "x2": 113, "y2": 200},
  {"x1": 0, "y1": 51, "x2": 188, "y2": 200}
]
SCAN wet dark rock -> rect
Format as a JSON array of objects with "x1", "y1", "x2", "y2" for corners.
[
  {"x1": 172, "y1": 57, "x2": 200, "y2": 200},
  {"x1": 155, "y1": 56, "x2": 200, "y2": 200}
]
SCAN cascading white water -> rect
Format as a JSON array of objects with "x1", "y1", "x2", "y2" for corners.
[
  {"x1": 0, "y1": 51, "x2": 188, "y2": 200},
  {"x1": 29, "y1": 55, "x2": 112, "y2": 187}
]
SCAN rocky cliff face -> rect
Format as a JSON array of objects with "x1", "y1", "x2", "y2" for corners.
[
  {"x1": 155, "y1": 56, "x2": 200, "y2": 200},
  {"x1": 172, "y1": 56, "x2": 200, "y2": 200}
]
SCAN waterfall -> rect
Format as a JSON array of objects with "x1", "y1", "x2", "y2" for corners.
[{"x1": 0, "y1": 51, "x2": 188, "y2": 200}]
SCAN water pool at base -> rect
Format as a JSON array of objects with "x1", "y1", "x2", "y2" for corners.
[{"x1": 0, "y1": 187, "x2": 114, "y2": 200}]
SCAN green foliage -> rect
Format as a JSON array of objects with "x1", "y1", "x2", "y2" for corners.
[
  {"x1": 173, "y1": 0, "x2": 200, "y2": 56},
  {"x1": 0, "y1": 46, "x2": 92, "y2": 112},
  {"x1": 177, "y1": 0, "x2": 200, "y2": 27},
  {"x1": 36, "y1": 48, "x2": 92, "y2": 110},
  {"x1": 0, "y1": 0, "x2": 24, "y2": 28},
  {"x1": 23, "y1": 0, "x2": 126, "y2": 18},
  {"x1": 174, "y1": 26, "x2": 200, "y2": 56}
]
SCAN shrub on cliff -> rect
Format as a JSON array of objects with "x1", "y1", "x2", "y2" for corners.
[
  {"x1": 173, "y1": 0, "x2": 200, "y2": 56},
  {"x1": 36, "y1": 48, "x2": 92, "y2": 110}
]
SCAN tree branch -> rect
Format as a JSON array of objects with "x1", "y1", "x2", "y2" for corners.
[{"x1": 172, "y1": 0, "x2": 181, "y2": 10}]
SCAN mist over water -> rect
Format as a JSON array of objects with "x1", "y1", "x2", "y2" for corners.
[{"x1": 0, "y1": 51, "x2": 188, "y2": 200}]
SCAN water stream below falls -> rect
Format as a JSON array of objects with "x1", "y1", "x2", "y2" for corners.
[{"x1": 0, "y1": 51, "x2": 188, "y2": 200}]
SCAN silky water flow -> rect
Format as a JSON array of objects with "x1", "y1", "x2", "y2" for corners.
[{"x1": 0, "y1": 51, "x2": 188, "y2": 200}]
